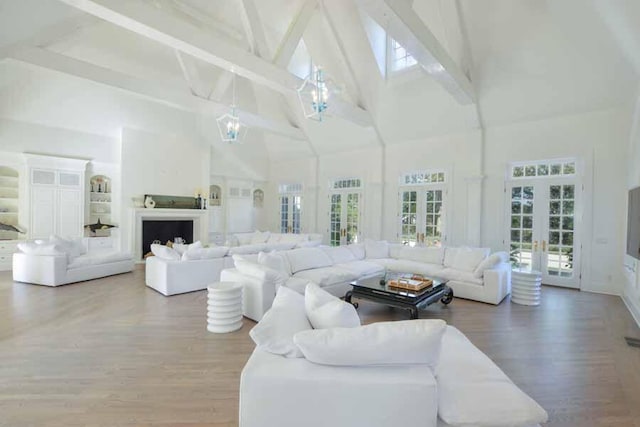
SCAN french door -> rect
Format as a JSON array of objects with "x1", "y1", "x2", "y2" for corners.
[
  {"x1": 329, "y1": 192, "x2": 361, "y2": 246},
  {"x1": 507, "y1": 179, "x2": 582, "y2": 288},
  {"x1": 279, "y1": 194, "x2": 302, "y2": 233},
  {"x1": 398, "y1": 187, "x2": 446, "y2": 246}
]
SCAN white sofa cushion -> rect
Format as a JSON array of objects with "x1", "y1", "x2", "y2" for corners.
[
  {"x1": 258, "y1": 251, "x2": 291, "y2": 277},
  {"x1": 436, "y1": 326, "x2": 548, "y2": 427},
  {"x1": 228, "y1": 243, "x2": 267, "y2": 255},
  {"x1": 264, "y1": 242, "x2": 296, "y2": 252},
  {"x1": 474, "y1": 251, "x2": 509, "y2": 278},
  {"x1": 453, "y1": 247, "x2": 491, "y2": 272},
  {"x1": 17, "y1": 242, "x2": 65, "y2": 256},
  {"x1": 182, "y1": 246, "x2": 229, "y2": 260},
  {"x1": 335, "y1": 260, "x2": 384, "y2": 277},
  {"x1": 173, "y1": 240, "x2": 203, "y2": 256},
  {"x1": 304, "y1": 283, "x2": 360, "y2": 329},
  {"x1": 389, "y1": 243, "x2": 404, "y2": 259},
  {"x1": 321, "y1": 246, "x2": 357, "y2": 264},
  {"x1": 371, "y1": 259, "x2": 445, "y2": 278},
  {"x1": 293, "y1": 266, "x2": 358, "y2": 287},
  {"x1": 279, "y1": 233, "x2": 307, "y2": 245},
  {"x1": 364, "y1": 239, "x2": 389, "y2": 259},
  {"x1": 286, "y1": 247, "x2": 333, "y2": 274},
  {"x1": 400, "y1": 246, "x2": 445, "y2": 265},
  {"x1": 346, "y1": 243, "x2": 365, "y2": 260},
  {"x1": 50, "y1": 235, "x2": 85, "y2": 259},
  {"x1": 440, "y1": 268, "x2": 483, "y2": 285},
  {"x1": 266, "y1": 233, "x2": 282, "y2": 243},
  {"x1": 151, "y1": 244, "x2": 180, "y2": 261},
  {"x1": 294, "y1": 319, "x2": 446, "y2": 367},
  {"x1": 443, "y1": 247, "x2": 458, "y2": 268},
  {"x1": 249, "y1": 286, "x2": 312, "y2": 358},
  {"x1": 284, "y1": 276, "x2": 311, "y2": 293}
]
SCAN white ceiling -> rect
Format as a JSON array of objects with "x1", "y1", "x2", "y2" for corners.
[{"x1": 0, "y1": 0, "x2": 638, "y2": 161}]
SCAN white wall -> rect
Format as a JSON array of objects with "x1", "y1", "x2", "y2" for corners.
[
  {"x1": 483, "y1": 109, "x2": 630, "y2": 295},
  {"x1": 119, "y1": 127, "x2": 210, "y2": 251},
  {"x1": 623, "y1": 91, "x2": 640, "y2": 325}
]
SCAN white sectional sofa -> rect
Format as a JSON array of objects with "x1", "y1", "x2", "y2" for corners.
[
  {"x1": 226, "y1": 231, "x2": 323, "y2": 255},
  {"x1": 145, "y1": 243, "x2": 232, "y2": 296},
  {"x1": 221, "y1": 240, "x2": 511, "y2": 321},
  {"x1": 13, "y1": 237, "x2": 134, "y2": 287}
]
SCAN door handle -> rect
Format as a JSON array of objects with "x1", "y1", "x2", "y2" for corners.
[
  {"x1": 533, "y1": 240, "x2": 538, "y2": 252},
  {"x1": 542, "y1": 240, "x2": 547, "y2": 252}
]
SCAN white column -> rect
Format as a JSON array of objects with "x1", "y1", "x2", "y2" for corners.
[{"x1": 464, "y1": 175, "x2": 484, "y2": 246}]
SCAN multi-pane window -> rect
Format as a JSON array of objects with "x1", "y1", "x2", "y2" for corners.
[
  {"x1": 330, "y1": 178, "x2": 362, "y2": 190},
  {"x1": 510, "y1": 186, "x2": 535, "y2": 269},
  {"x1": 329, "y1": 177, "x2": 362, "y2": 246},
  {"x1": 279, "y1": 183, "x2": 302, "y2": 234},
  {"x1": 511, "y1": 159, "x2": 577, "y2": 179},
  {"x1": 330, "y1": 194, "x2": 342, "y2": 246},
  {"x1": 401, "y1": 171, "x2": 445, "y2": 186},
  {"x1": 547, "y1": 184, "x2": 575, "y2": 277},
  {"x1": 399, "y1": 188, "x2": 446, "y2": 246},
  {"x1": 424, "y1": 190, "x2": 443, "y2": 241},
  {"x1": 389, "y1": 38, "x2": 417, "y2": 72}
]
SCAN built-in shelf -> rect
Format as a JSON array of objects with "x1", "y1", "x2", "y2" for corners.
[
  {"x1": 87, "y1": 174, "x2": 114, "y2": 237},
  {"x1": 0, "y1": 166, "x2": 20, "y2": 241}
]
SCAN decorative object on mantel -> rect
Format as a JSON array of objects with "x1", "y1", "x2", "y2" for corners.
[
  {"x1": 84, "y1": 218, "x2": 117, "y2": 234},
  {"x1": 143, "y1": 194, "x2": 205, "y2": 210},
  {"x1": 144, "y1": 195, "x2": 156, "y2": 209}
]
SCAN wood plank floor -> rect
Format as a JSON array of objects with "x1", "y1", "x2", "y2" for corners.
[{"x1": 1, "y1": 267, "x2": 640, "y2": 427}]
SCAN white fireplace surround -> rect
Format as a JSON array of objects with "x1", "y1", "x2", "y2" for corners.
[{"x1": 132, "y1": 208, "x2": 208, "y2": 261}]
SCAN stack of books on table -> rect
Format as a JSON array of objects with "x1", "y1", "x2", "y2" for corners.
[{"x1": 388, "y1": 274, "x2": 433, "y2": 291}]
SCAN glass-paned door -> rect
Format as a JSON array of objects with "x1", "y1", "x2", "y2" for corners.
[
  {"x1": 329, "y1": 192, "x2": 361, "y2": 246},
  {"x1": 279, "y1": 195, "x2": 302, "y2": 233},
  {"x1": 507, "y1": 180, "x2": 581, "y2": 288},
  {"x1": 399, "y1": 188, "x2": 445, "y2": 246}
]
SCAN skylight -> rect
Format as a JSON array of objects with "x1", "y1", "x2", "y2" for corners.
[{"x1": 389, "y1": 38, "x2": 417, "y2": 72}]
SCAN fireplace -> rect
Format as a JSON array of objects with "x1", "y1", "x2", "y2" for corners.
[
  {"x1": 142, "y1": 220, "x2": 194, "y2": 258},
  {"x1": 132, "y1": 208, "x2": 208, "y2": 261}
]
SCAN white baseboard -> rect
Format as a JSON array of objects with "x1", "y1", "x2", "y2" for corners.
[{"x1": 622, "y1": 291, "x2": 640, "y2": 329}]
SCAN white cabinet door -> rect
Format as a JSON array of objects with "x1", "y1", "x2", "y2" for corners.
[
  {"x1": 31, "y1": 187, "x2": 56, "y2": 239},
  {"x1": 58, "y1": 188, "x2": 82, "y2": 237}
]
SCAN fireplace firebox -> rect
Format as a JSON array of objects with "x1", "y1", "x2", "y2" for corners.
[{"x1": 142, "y1": 220, "x2": 193, "y2": 259}]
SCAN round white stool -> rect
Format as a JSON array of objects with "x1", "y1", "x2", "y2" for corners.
[
  {"x1": 207, "y1": 282, "x2": 243, "y2": 333},
  {"x1": 511, "y1": 268, "x2": 542, "y2": 306}
]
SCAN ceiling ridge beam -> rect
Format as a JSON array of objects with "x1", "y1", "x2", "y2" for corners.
[
  {"x1": 10, "y1": 47, "x2": 305, "y2": 141},
  {"x1": 356, "y1": 0, "x2": 475, "y2": 105},
  {"x1": 57, "y1": 0, "x2": 372, "y2": 127},
  {"x1": 238, "y1": 0, "x2": 270, "y2": 59},
  {"x1": 273, "y1": 0, "x2": 318, "y2": 67}
]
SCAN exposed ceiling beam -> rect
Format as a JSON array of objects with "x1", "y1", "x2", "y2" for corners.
[
  {"x1": 210, "y1": 71, "x2": 235, "y2": 102},
  {"x1": 273, "y1": 0, "x2": 318, "y2": 67},
  {"x1": 56, "y1": 0, "x2": 372, "y2": 127},
  {"x1": 355, "y1": 0, "x2": 475, "y2": 104},
  {"x1": 174, "y1": 50, "x2": 211, "y2": 99},
  {"x1": 237, "y1": 0, "x2": 270, "y2": 58},
  {"x1": 10, "y1": 47, "x2": 305, "y2": 141}
]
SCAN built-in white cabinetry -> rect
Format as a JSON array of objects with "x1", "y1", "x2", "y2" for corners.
[{"x1": 25, "y1": 154, "x2": 88, "y2": 239}]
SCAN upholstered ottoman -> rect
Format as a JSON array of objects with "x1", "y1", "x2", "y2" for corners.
[{"x1": 239, "y1": 349, "x2": 439, "y2": 427}]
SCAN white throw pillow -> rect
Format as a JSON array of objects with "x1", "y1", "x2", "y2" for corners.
[
  {"x1": 150, "y1": 244, "x2": 181, "y2": 261},
  {"x1": 364, "y1": 239, "x2": 390, "y2": 259},
  {"x1": 453, "y1": 247, "x2": 491, "y2": 272},
  {"x1": 304, "y1": 283, "x2": 360, "y2": 330},
  {"x1": 294, "y1": 319, "x2": 446, "y2": 367},
  {"x1": 321, "y1": 246, "x2": 356, "y2": 264},
  {"x1": 234, "y1": 255, "x2": 287, "y2": 287},
  {"x1": 474, "y1": 251, "x2": 509, "y2": 278},
  {"x1": 346, "y1": 243, "x2": 365, "y2": 260},
  {"x1": 400, "y1": 246, "x2": 445, "y2": 265},
  {"x1": 49, "y1": 235, "x2": 84, "y2": 259},
  {"x1": 436, "y1": 326, "x2": 548, "y2": 427},
  {"x1": 443, "y1": 248, "x2": 458, "y2": 268},
  {"x1": 181, "y1": 246, "x2": 228, "y2": 260},
  {"x1": 17, "y1": 242, "x2": 65, "y2": 256},
  {"x1": 389, "y1": 243, "x2": 404, "y2": 259},
  {"x1": 258, "y1": 251, "x2": 291, "y2": 278},
  {"x1": 285, "y1": 248, "x2": 333, "y2": 274},
  {"x1": 249, "y1": 286, "x2": 312, "y2": 358},
  {"x1": 173, "y1": 241, "x2": 203, "y2": 256}
]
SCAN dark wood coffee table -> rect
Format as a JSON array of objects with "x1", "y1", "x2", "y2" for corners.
[{"x1": 344, "y1": 274, "x2": 453, "y2": 319}]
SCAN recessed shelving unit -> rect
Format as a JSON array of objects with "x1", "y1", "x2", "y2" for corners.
[
  {"x1": 88, "y1": 174, "x2": 112, "y2": 237},
  {"x1": 0, "y1": 166, "x2": 20, "y2": 241}
]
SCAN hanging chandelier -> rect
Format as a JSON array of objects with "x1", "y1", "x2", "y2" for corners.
[
  {"x1": 216, "y1": 73, "x2": 247, "y2": 143},
  {"x1": 297, "y1": 66, "x2": 332, "y2": 122}
]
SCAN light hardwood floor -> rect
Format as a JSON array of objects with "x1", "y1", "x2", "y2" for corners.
[{"x1": 1, "y1": 266, "x2": 640, "y2": 427}]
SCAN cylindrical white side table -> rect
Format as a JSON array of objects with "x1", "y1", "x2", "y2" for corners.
[
  {"x1": 511, "y1": 268, "x2": 542, "y2": 306},
  {"x1": 207, "y1": 282, "x2": 243, "y2": 333}
]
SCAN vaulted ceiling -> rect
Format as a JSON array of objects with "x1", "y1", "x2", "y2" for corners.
[{"x1": 0, "y1": 0, "x2": 638, "y2": 168}]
